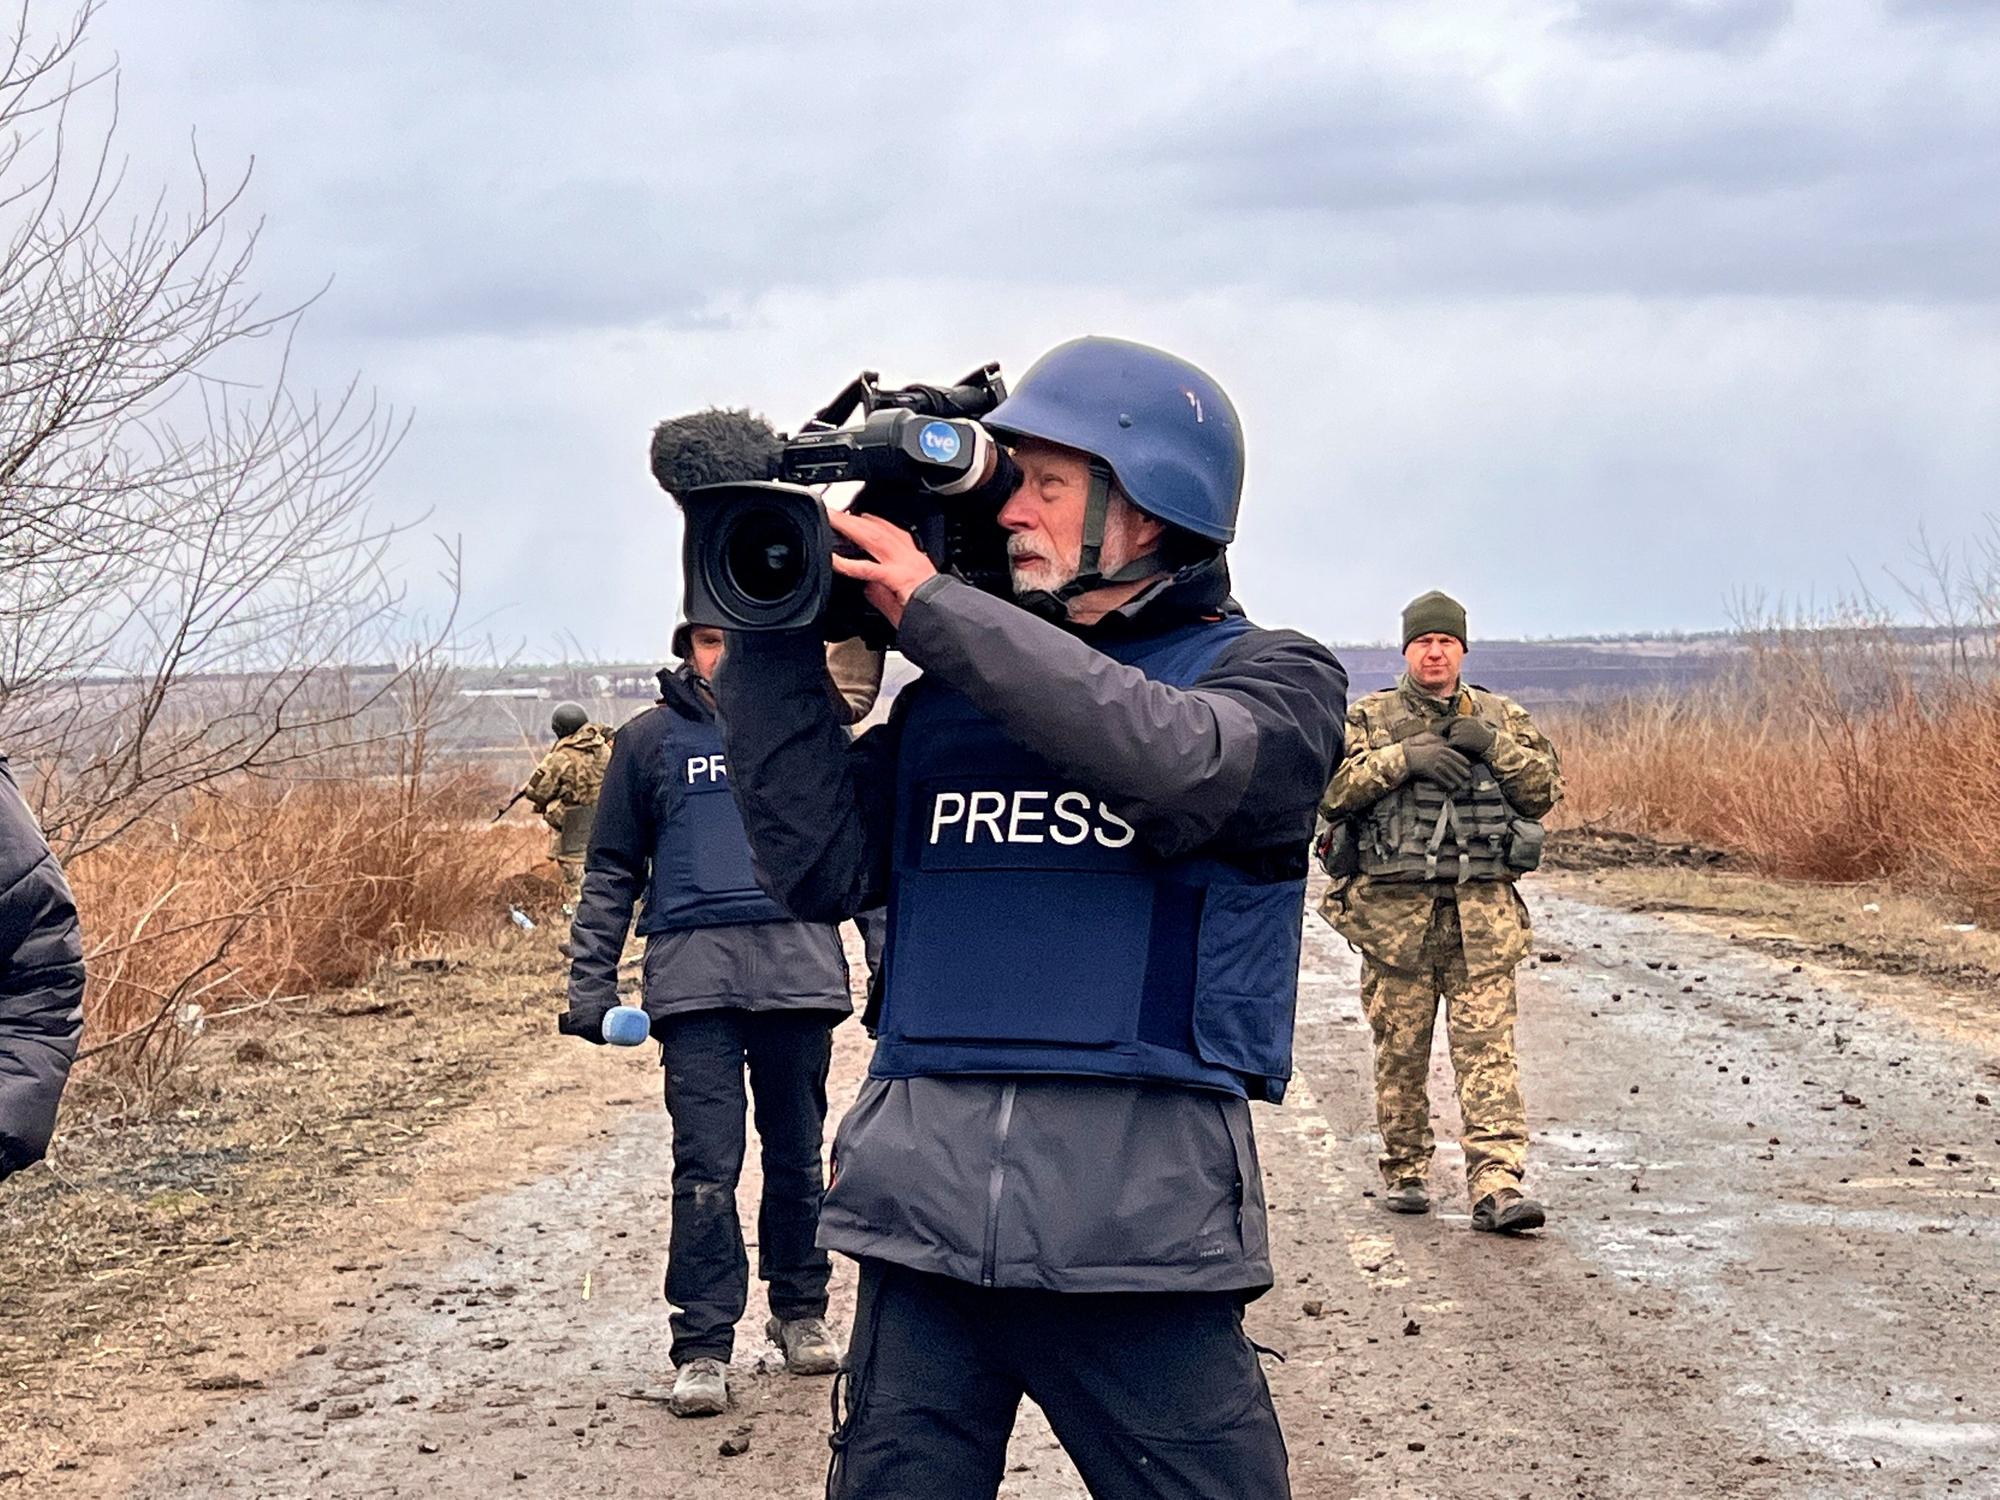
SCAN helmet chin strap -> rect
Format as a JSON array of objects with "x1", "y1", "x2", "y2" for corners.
[{"x1": 1014, "y1": 462, "x2": 1165, "y2": 621}]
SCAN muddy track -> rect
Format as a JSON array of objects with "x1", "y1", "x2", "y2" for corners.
[{"x1": 17, "y1": 882, "x2": 2000, "y2": 1498}]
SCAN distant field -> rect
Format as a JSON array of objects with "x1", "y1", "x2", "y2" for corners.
[
  {"x1": 1328, "y1": 638, "x2": 1743, "y2": 708},
  {"x1": 437, "y1": 636, "x2": 1748, "y2": 769}
]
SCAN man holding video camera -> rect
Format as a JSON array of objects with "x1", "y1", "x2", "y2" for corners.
[{"x1": 715, "y1": 337, "x2": 1346, "y2": 1498}]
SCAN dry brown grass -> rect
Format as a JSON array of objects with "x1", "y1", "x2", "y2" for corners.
[
  {"x1": 64, "y1": 767, "x2": 548, "y2": 1093},
  {"x1": 1552, "y1": 632, "x2": 2000, "y2": 922}
]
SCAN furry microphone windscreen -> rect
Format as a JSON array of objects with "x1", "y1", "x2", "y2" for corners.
[{"x1": 648, "y1": 407, "x2": 783, "y2": 500}]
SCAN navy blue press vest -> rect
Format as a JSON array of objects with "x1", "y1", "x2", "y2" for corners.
[
  {"x1": 872, "y1": 614, "x2": 1303, "y2": 1101},
  {"x1": 639, "y1": 708, "x2": 791, "y2": 934}
]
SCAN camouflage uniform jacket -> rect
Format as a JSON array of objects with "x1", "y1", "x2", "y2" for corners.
[
  {"x1": 825, "y1": 637, "x2": 886, "y2": 726},
  {"x1": 1318, "y1": 674, "x2": 1562, "y2": 977},
  {"x1": 523, "y1": 723, "x2": 612, "y2": 833}
]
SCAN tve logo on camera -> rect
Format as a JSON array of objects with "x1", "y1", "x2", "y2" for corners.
[{"x1": 917, "y1": 421, "x2": 962, "y2": 464}]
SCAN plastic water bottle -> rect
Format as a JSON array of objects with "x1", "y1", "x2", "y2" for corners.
[{"x1": 601, "y1": 1005, "x2": 651, "y2": 1047}]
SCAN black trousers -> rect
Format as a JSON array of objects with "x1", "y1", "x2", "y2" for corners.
[
  {"x1": 828, "y1": 1260, "x2": 1291, "y2": 1500},
  {"x1": 659, "y1": 1009, "x2": 835, "y2": 1364}
]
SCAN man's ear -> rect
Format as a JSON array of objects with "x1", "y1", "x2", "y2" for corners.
[{"x1": 1121, "y1": 495, "x2": 1167, "y2": 551}]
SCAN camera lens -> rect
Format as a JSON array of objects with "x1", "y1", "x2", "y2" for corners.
[
  {"x1": 721, "y1": 507, "x2": 809, "y2": 606},
  {"x1": 683, "y1": 483, "x2": 829, "y2": 632}
]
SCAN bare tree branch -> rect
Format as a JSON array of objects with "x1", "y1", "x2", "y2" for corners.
[{"x1": 0, "y1": 1, "x2": 463, "y2": 863}]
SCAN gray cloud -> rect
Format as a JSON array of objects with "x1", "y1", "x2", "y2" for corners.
[
  {"x1": 1099, "y1": 19, "x2": 2000, "y2": 301},
  {"x1": 66, "y1": 0, "x2": 2000, "y2": 652},
  {"x1": 1149, "y1": 88, "x2": 1842, "y2": 212},
  {"x1": 106, "y1": 0, "x2": 2000, "y2": 333},
  {"x1": 1885, "y1": 0, "x2": 2000, "y2": 23},
  {"x1": 1558, "y1": 0, "x2": 1796, "y2": 53}
]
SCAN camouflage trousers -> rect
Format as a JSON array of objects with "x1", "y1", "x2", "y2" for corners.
[
  {"x1": 555, "y1": 857, "x2": 585, "y2": 916},
  {"x1": 1358, "y1": 900, "x2": 1527, "y2": 1201}
]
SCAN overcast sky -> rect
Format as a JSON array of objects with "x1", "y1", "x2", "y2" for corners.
[{"x1": 85, "y1": 0, "x2": 2000, "y2": 655}]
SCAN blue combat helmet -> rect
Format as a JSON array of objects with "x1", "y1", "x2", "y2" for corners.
[{"x1": 984, "y1": 336, "x2": 1245, "y2": 545}]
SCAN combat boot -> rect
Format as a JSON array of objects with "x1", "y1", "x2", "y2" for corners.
[
  {"x1": 767, "y1": 1314, "x2": 841, "y2": 1375},
  {"x1": 1470, "y1": 1186, "x2": 1546, "y2": 1235},
  {"x1": 668, "y1": 1357, "x2": 729, "y2": 1417},
  {"x1": 1383, "y1": 1179, "x2": 1432, "y2": 1215}
]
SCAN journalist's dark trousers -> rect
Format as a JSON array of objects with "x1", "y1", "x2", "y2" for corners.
[
  {"x1": 828, "y1": 1260, "x2": 1291, "y2": 1500},
  {"x1": 659, "y1": 1009, "x2": 834, "y2": 1365}
]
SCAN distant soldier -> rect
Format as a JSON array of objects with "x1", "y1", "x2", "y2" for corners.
[
  {"x1": 521, "y1": 702, "x2": 612, "y2": 915},
  {"x1": 1317, "y1": 591, "x2": 1562, "y2": 1233}
]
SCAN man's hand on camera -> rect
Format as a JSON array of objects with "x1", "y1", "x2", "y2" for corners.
[{"x1": 828, "y1": 508, "x2": 937, "y2": 630}]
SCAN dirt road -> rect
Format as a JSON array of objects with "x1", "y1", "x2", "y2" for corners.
[{"x1": 21, "y1": 878, "x2": 2000, "y2": 1498}]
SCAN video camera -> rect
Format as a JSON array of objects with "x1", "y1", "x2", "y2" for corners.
[{"x1": 656, "y1": 364, "x2": 1020, "y2": 645}]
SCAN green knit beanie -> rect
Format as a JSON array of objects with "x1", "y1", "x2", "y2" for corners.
[{"x1": 1401, "y1": 590, "x2": 1468, "y2": 649}]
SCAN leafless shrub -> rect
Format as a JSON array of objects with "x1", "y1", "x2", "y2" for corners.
[
  {"x1": 0, "y1": 0, "x2": 450, "y2": 859},
  {"x1": 0, "y1": 3, "x2": 526, "y2": 1094}
]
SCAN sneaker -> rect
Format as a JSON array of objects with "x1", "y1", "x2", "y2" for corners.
[
  {"x1": 668, "y1": 1357, "x2": 728, "y2": 1417},
  {"x1": 765, "y1": 1314, "x2": 841, "y2": 1376},
  {"x1": 1382, "y1": 1179, "x2": 1432, "y2": 1215},
  {"x1": 1470, "y1": 1186, "x2": 1547, "y2": 1235}
]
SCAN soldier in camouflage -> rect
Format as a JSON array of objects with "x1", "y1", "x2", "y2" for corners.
[
  {"x1": 1317, "y1": 591, "x2": 1562, "y2": 1234},
  {"x1": 523, "y1": 702, "x2": 613, "y2": 915}
]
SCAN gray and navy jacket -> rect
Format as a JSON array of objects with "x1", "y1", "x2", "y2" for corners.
[
  {"x1": 0, "y1": 754, "x2": 86, "y2": 1181},
  {"x1": 565, "y1": 667, "x2": 849, "y2": 1028},
  {"x1": 717, "y1": 559, "x2": 1346, "y2": 1296}
]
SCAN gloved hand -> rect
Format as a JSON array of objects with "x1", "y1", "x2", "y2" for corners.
[
  {"x1": 557, "y1": 1004, "x2": 612, "y2": 1044},
  {"x1": 1443, "y1": 715, "x2": 1497, "y2": 760},
  {"x1": 1401, "y1": 734, "x2": 1474, "y2": 795}
]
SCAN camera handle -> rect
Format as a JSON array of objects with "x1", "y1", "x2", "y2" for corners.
[{"x1": 802, "y1": 363, "x2": 1007, "y2": 433}]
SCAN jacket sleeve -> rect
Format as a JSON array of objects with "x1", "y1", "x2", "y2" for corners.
[
  {"x1": 0, "y1": 767, "x2": 85, "y2": 1179},
  {"x1": 1484, "y1": 697, "x2": 1563, "y2": 818},
  {"x1": 895, "y1": 577, "x2": 1346, "y2": 860},
  {"x1": 1319, "y1": 703, "x2": 1408, "y2": 820},
  {"x1": 715, "y1": 629, "x2": 903, "y2": 923},
  {"x1": 523, "y1": 747, "x2": 562, "y2": 809},
  {"x1": 542, "y1": 744, "x2": 595, "y2": 828},
  {"x1": 564, "y1": 720, "x2": 656, "y2": 1014},
  {"x1": 824, "y1": 637, "x2": 885, "y2": 726}
]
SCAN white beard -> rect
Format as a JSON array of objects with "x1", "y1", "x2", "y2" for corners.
[
  {"x1": 1007, "y1": 534, "x2": 1077, "y2": 595},
  {"x1": 1006, "y1": 499, "x2": 1151, "y2": 596}
]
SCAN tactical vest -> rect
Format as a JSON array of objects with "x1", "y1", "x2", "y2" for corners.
[
  {"x1": 556, "y1": 804, "x2": 596, "y2": 860},
  {"x1": 639, "y1": 710, "x2": 792, "y2": 934},
  {"x1": 871, "y1": 615, "x2": 1302, "y2": 1103},
  {"x1": 1357, "y1": 688, "x2": 1540, "y2": 884}
]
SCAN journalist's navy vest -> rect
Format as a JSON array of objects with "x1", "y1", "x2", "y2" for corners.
[
  {"x1": 640, "y1": 710, "x2": 791, "y2": 934},
  {"x1": 872, "y1": 614, "x2": 1302, "y2": 1102}
]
